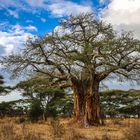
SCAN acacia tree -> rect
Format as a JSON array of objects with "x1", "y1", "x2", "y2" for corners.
[
  {"x1": 0, "y1": 75, "x2": 10, "y2": 94},
  {"x1": 0, "y1": 13, "x2": 140, "y2": 126},
  {"x1": 15, "y1": 74, "x2": 66, "y2": 119},
  {"x1": 100, "y1": 90, "x2": 140, "y2": 118}
]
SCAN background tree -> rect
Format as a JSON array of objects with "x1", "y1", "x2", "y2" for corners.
[
  {"x1": 16, "y1": 74, "x2": 72, "y2": 119},
  {"x1": 0, "y1": 99, "x2": 25, "y2": 117},
  {"x1": 117, "y1": 90, "x2": 140, "y2": 118},
  {"x1": 1, "y1": 13, "x2": 140, "y2": 126},
  {"x1": 0, "y1": 75, "x2": 10, "y2": 94},
  {"x1": 100, "y1": 90, "x2": 140, "y2": 118},
  {"x1": 28, "y1": 99, "x2": 43, "y2": 122}
]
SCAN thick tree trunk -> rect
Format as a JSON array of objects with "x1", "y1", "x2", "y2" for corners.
[
  {"x1": 84, "y1": 80, "x2": 101, "y2": 127},
  {"x1": 71, "y1": 78, "x2": 101, "y2": 127},
  {"x1": 72, "y1": 80, "x2": 85, "y2": 122}
]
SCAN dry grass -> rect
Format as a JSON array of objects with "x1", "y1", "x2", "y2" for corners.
[
  {"x1": 64, "y1": 127, "x2": 88, "y2": 140},
  {"x1": 50, "y1": 118, "x2": 65, "y2": 139},
  {"x1": 0, "y1": 117, "x2": 140, "y2": 140},
  {"x1": 123, "y1": 120, "x2": 140, "y2": 140},
  {"x1": 0, "y1": 122, "x2": 43, "y2": 140}
]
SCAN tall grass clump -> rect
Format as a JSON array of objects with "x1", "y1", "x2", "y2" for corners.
[
  {"x1": 0, "y1": 122, "x2": 43, "y2": 140},
  {"x1": 50, "y1": 118, "x2": 65, "y2": 139},
  {"x1": 123, "y1": 122, "x2": 140, "y2": 140}
]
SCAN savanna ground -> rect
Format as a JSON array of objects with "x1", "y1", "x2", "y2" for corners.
[{"x1": 0, "y1": 117, "x2": 140, "y2": 140}]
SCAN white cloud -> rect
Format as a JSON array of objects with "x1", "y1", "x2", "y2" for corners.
[
  {"x1": 11, "y1": 24, "x2": 38, "y2": 33},
  {"x1": 27, "y1": 0, "x2": 93, "y2": 17},
  {"x1": 0, "y1": 0, "x2": 29, "y2": 11},
  {"x1": 103, "y1": 80, "x2": 140, "y2": 90},
  {"x1": 26, "y1": 20, "x2": 33, "y2": 23},
  {"x1": 101, "y1": 0, "x2": 140, "y2": 38},
  {"x1": 100, "y1": 0, "x2": 107, "y2": 4},
  {"x1": 0, "y1": 0, "x2": 34, "y2": 14},
  {"x1": 0, "y1": 90, "x2": 23, "y2": 102},
  {"x1": 7, "y1": 9, "x2": 19, "y2": 18},
  {"x1": 27, "y1": 0, "x2": 45, "y2": 7},
  {"x1": 0, "y1": 31, "x2": 30, "y2": 55},
  {"x1": 0, "y1": 0, "x2": 20, "y2": 8},
  {"x1": 48, "y1": 1, "x2": 93, "y2": 17},
  {"x1": 0, "y1": 0, "x2": 93, "y2": 18},
  {"x1": 25, "y1": 0, "x2": 93, "y2": 17},
  {"x1": 25, "y1": 25, "x2": 38, "y2": 31},
  {"x1": 0, "y1": 24, "x2": 36, "y2": 56},
  {"x1": 53, "y1": 25, "x2": 70, "y2": 36},
  {"x1": 40, "y1": 18, "x2": 46, "y2": 22}
]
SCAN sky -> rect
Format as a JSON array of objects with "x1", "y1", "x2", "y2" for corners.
[{"x1": 0, "y1": 0, "x2": 140, "y2": 101}]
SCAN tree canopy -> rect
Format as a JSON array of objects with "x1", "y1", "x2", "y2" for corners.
[
  {"x1": 15, "y1": 74, "x2": 73, "y2": 119},
  {"x1": 1, "y1": 13, "x2": 140, "y2": 84}
]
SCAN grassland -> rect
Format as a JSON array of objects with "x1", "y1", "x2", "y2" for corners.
[{"x1": 0, "y1": 117, "x2": 140, "y2": 140}]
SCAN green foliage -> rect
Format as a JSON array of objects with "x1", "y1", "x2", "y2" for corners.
[
  {"x1": 15, "y1": 74, "x2": 74, "y2": 118},
  {"x1": 100, "y1": 90, "x2": 140, "y2": 117},
  {"x1": 0, "y1": 75, "x2": 6, "y2": 94},
  {"x1": 28, "y1": 99, "x2": 43, "y2": 122},
  {"x1": 0, "y1": 74, "x2": 12, "y2": 95},
  {"x1": 0, "y1": 75, "x2": 4, "y2": 85},
  {"x1": 0, "y1": 101, "x2": 13, "y2": 112},
  {"x1": 0, "y1": 99, "x2": 26, "y2": 117},
  {"x1": 59, "y1": 94, "x2": 73, "y2": 117},
  {"x1": 46, "y1": 93, "x2": 73, "y2": 117}
]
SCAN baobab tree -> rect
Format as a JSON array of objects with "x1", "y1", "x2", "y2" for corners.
[{"x1": 0, "y1": 13, "x2": 140, "y2": 126}]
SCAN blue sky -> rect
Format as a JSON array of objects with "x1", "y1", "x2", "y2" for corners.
[
  {"x1": 0, "y1": 0, "x2": 105, "y2": 35},
  {"x1": 0, "y1": 0, "x2": 140, "y2": 94}
]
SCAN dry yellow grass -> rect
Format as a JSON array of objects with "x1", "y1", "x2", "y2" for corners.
[{"x1": 0, "y1": 117, "x2": 140, "y2": 140}]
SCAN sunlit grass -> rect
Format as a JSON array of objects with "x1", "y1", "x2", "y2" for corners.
[{"x1": 0, "y1": 117, "x2": 140, "y2": 140}]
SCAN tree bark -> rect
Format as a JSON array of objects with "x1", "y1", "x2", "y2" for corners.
[
  {"x1": 84, "y1": 79, "x2": 101, "y2": 127},
  {"x1": 72, "y1": 80, "x2": 85, "y2": 122},
  {"x1": 71, "y1": 77, "x2": 101, "y2": 127}
]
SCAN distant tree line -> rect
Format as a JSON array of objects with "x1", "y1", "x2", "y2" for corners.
[
  {"x1": 0, "y1": 74, "x2": 73, "y2": 121},
  {"x1": 100, "y1": 90, "x2": 140, "y2": 118}
]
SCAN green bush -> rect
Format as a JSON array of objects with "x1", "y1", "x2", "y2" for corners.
[{"x1": 28, "y1": 100, "x2": 43, "y2": 122}]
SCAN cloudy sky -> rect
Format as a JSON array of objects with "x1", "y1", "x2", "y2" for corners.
[
  {"x1": 1, "y1": 0, "x2": 140, "y2": 60},
  {"x1": 0, "y1": 0, "x2": 140, "y2": 101}
]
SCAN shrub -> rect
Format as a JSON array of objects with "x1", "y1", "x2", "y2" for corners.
[{"x1": 28, "y1": 100, "x2": 43, "y2": 122}]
